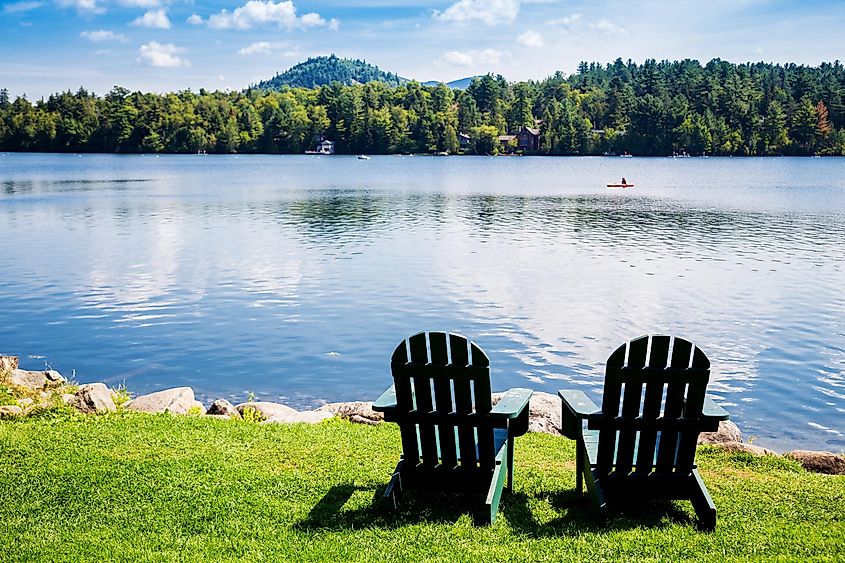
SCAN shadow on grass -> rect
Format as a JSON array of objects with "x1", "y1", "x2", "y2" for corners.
[{"x1": 296, "y1": 484, "x2": 695, "y2": 533}]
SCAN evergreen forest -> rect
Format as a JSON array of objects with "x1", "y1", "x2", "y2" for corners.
[{"x1": 1, "y1": 58, "x2": 842, "y2": 156}]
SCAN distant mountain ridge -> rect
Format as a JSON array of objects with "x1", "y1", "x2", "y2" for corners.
[
  {"x1": 254, "y1": 55, "x2": 479, "y2": 91},
  {"x1": 255, "y1": 55, "x2": 407, "y2": 89},
  {"x1": 422, "y1": 76, "x2": 482, "y2": 90}
]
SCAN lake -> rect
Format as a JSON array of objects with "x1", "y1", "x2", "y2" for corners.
[{"x1": 1, "y1": 153, "x2": 843, "y2": 452}]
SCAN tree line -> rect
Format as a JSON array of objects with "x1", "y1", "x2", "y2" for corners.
[{"x1": 1, "y1": 58, "x2": 842, "y2": 156}]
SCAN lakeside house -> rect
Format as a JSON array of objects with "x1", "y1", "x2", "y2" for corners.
[
  {"x1": 498, "y1": 134, "x2": 517, "y2": 153},
  {"x1": 317, "y1": 139, "x2": 335, "y2": 155},
  {"x1": 516, "y1": 126, "x2": 541, "y2": 152},
  {"x1": 458, "y1": 132, "x2": 471, "y2": 151}
]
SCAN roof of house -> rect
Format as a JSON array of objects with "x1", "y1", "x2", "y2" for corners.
[
  {"x1": 320, "y1": 139, "x2": 335, "y2": 145},
  {"x1": 458, "y1": 132, "x2": 471, "y2": 139},
  {"x1": 498, "y1": 135, "x2": 517, "y2": 141},
  {"x1": 522, "y1": 127, "x2": 541, "y2": 136}
]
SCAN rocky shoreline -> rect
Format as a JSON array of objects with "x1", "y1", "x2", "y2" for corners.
[{"x1": 1, "y1": 358, "x2": 843, "y2": 476}]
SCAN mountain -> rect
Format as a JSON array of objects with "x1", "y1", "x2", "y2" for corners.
[
  {"x1": 422, "y1": 76, "x2": 481, "y2": 90},
  {"x1": 254, "y1": 55, "x2": 407, "y2": 90}
]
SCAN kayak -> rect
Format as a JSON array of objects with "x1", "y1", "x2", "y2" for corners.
[{"x1": 607, "y1": 184, "x2": 634, "y2": 188}]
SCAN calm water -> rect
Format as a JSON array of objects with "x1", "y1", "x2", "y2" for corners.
[{"x1": 1, "y1": 153, "x2": 843, "y2": 452}]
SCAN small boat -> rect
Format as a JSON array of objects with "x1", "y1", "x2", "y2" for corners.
[
  {"x1": 607, "y1": 183, "x2": 634, "y2": 189},
  {"x1": 357, "y1": 155, "x2": 371, "y2": 160}
]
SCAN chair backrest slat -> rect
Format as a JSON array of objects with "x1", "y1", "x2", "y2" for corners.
[
  {"x1": 635, "y1": 335, "x2": 670, "y2": 473},
  {"x1": 429, "y1": 332, "x2": 458, "y2": 468},
  {"x1": 614, "y1": 336, "x2": 649, "y2": 474}
]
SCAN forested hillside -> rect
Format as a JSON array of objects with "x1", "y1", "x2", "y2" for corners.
[
  {"x1": 1, "y1": 58, "x2": 843, "y2": 156},
  {"x1": 255, "y1": 55, "x2": 405, "y2": 90}
]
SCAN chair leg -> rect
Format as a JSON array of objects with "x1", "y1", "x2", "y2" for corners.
[
  {"x1": 690, "y1": 469, "x2": 717, "y2": 531},
  {"x1": 484, "y1": 460, "x2": 506, "y2": 525},
  {"x1": 383, "y1": 459, "x2": 404, "y2": 510},
  {"x1": 576, "y1": 444, "x2": 584, "y2": 494},
  {"x1": 507, "y1": 436, "x2": 515, "y2": 491}
]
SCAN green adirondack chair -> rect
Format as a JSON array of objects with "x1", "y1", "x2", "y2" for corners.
[
  {"x1": 559, "y1": 334, "x2": 730, "y2": 530},
  {"x1": 372, "y1": 331, "x2": 533, "y2": 525}
]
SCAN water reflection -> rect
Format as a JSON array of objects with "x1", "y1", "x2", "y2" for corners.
[{"x1": 0, "y1": 154, "x2": 843, "y2": 452}]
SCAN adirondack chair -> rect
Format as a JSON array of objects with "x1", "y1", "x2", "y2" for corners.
[
  {"x1": 372, "y1": 331, "x2": 533, "y2": 525},
  {"x1": 559, "y1": 335, "x2": 730, "y2": 530}
]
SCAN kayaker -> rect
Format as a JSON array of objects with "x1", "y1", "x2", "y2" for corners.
[{"x1": 621, "y1": 177, "x2": 627, "y2": 185}]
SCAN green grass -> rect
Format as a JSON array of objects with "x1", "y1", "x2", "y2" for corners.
[{"x1": 1, "y1": 414, "x2": 843, "y2": 562}]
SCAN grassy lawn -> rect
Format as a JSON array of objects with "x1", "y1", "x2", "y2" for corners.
[{"x1": 1, "y1": 413, "x2": 843, "y2": 562}]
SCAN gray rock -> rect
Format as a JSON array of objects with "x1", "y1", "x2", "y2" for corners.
[
  {"x1": 190, "y1": 401, "x2": 205, "y2": 414},
  {"x1": 0, "y1": 405, "x2": 23, "y2": 418},
  {"x1": 0, "y1": 355, "x2": 19, "y2": 372},
  {"x1": 206, "y1": 399, "x2": 241, "y2": 418},
  {"x1": 698, "y1": 420, "x2": 742, "y2": 445},
  {"x1": 317, "y1": 401, "x2": 383, "y2": 423},
  {"x1": 263, "y1": 410, "x2": 333, "y2": 424},
  {"x1": 126, "y1": 387, "x2": 196, "y2": 415},
  {"x1": 74, "y1": 383, "x2": 117, "y2": 414},
  {"x1": 712, "y1": 441, "x2": 779, "y2": 456},
  {"x1": 8, "y1": 368, "x2": 66, "y2": 391},
  {"x1": 17, "y1": 397, "x2": 35, "y2": 408},
  {"x1": 235, "y1": 401, "x2": 297, "y2": 421},
  {"x1": 349, "y1": 414, "x2": 380, "y2": 426},
  {"x1": 786, "y1": 450, "x2": 845, "y2": 475}
]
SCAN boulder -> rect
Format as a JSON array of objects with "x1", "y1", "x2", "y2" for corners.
[
  {"x1": 206, "y1": 399, "x2": 241, "y2": 418},
  {"x1": 17, "y1": 397, "x2": 35, "y2": 408},
  {"x1": 698, "y1": 420, "x2": 743, "y2": 445},
  {"x1": 0, "y1": 356, "x2": 19, "y2": 372},
  {"x1": 263, "y1": 410, "x2": 333, "y2": 424},
  {"x1": 0, "y1": 405, "x2": 23, "y2": 418},
  {"x1": 712, "y1": 441, "x2": 779, "y2": 456},
  {"x1": 61, "y1": 393, "x2": 79, "y2": 407},
  {"x1": 235, "y1": 401, "x2": 297, "y2": 421},
  {"x1": 8, "y1": 368, "x2": 66, "y2": 391},
  {"x1": 190, "y1": 401, "x2": 205, "y2": 414},
  {"x1": 126, "y1": 387, "x2": 196, "y2": 415},
  {"x1": 786, "y1": 450, "x2": 845, "y2": 475},
  {"x1": 316, "y1": 401, "x2": 383, "y2": 424},
  {"x1": 74, "y1": 383, "x2": 117, "y2": 414}
]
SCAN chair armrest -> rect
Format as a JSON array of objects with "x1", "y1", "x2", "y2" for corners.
[
  {"x1": 372, "y1": 386, "x2": 397, "y2": 412},
  {"x1": 558, "y1": 389, "x2": 602, "y2": 439},
  {"x1": 490, "y1": 387, "x2": 533, "y2": 418},
  {"x1": 491, "y1": 387, "x2": 532, "y2": 438},
  {"x1": 701, "y1": 396, "x2": 730, "y2": 421}
]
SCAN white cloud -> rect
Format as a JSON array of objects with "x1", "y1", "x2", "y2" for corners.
[
  {"x1": 439, "y1": 48, "x2": 505, "y2": 66},
  {"x1": 441, "y1": 51, "x2": 473, "y2": 66},
  {"x1": 300, "y1": 12, "x2": 324, "y2": 27},
  {"x1": 58, "y1": 0, "x2": 104, "y2": 14},
  {"x1": 238, "y1": 41, "x2": 273, "y2": 55},
  {"x1": 131, "y1": 8, "x2": 171, "y2": 29},
  {"x1": 138, "y1": 41, "x2": 189, "y2": 67},
  {"x1": 434, "y1": 0, "x2": 520, "y2": 26},
  {"x1": 206, "y1": 1, "x2": 336, "y2": 30},
  {"x1": 589, "y1": 18, "x2": 627, "y2": 37},
  {"x1": 547, "y1": 13, "x2": 582, "y2": 27},
  {"x1": 186, "y1": 13, "x2": 203, "y2": 25},
  {"x1": 80, "y1": 29, "x2": 127, "y2": 42},
  {"x1": 118, "y1": 0, "x2": 159, "y2": 6},
  {"x1": 517, "y1": 30, "x2": 543, "y2": 47},
  {"x1": 3, "y1": 1, "x2": 43, "y2": 13}
]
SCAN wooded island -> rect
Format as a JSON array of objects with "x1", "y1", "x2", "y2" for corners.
[{"x1": 0, "y1": 58, "x2": 841, "y2": 156}]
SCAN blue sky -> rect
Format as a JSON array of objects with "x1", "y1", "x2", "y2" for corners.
[{"x1": 2, "y1": 0, "x2": 845, "y2": 99}]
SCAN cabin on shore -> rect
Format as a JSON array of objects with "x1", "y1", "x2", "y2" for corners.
[
  {"x1": 498, "y1": 134, "x2": 517, "y2": 153},
  {"x1": 516, "y1": 126, "x2": 541, "y2": 152},
  {"x1": 317, "y1": 139, "x2": 335, "y2": 155},
  {"x1": 458, "y1": 132, "x2": 472, "y2": 151}
]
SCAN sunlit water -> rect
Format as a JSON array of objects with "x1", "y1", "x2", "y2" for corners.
[{"x1": 1, "y1": 153, "x2": 843, "y2": 452}]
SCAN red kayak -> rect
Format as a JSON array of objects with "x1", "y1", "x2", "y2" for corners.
[{"x1": 607, "y1": 184, "x2": 634, "y2": 188}]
